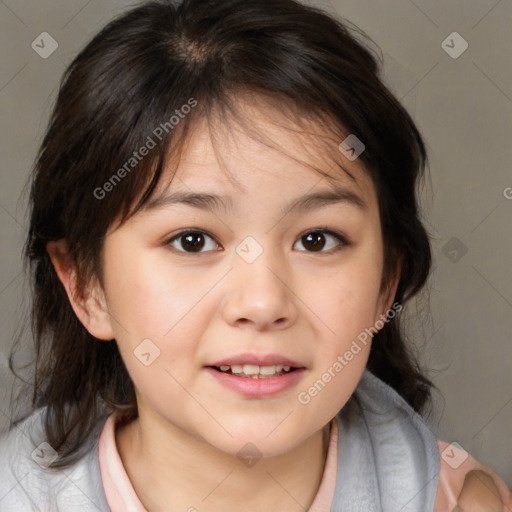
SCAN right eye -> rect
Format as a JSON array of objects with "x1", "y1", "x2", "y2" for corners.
[{"x1": 165, "y1": 230, "x2": 221, "y2": 254}]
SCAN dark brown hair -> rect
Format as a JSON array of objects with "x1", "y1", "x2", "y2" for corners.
[{"x1": 10, "y1": 0, "x2": 435, "y2": 469}]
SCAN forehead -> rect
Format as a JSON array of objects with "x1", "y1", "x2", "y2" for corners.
[{"x1": 152, "y1": 97, "x2": 375, "y2": 205}]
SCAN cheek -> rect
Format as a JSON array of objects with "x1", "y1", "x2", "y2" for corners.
[
  {"x1": 320, "y1": 257, "x2": 383, "y2": 344},
  {"x1": 300, "y1": 245, "x2": 384, "y2": 414},
  {"x1": 102, "y1": 251, "x2": 212, "y2": 388},
  {"x1": 297, "y1": 277, "x2": 378, "y2": 420},
  {"x1": 103, "y1": 247, "x2": 203, "y2": 336}
]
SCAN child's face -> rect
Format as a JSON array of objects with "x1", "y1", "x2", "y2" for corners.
[{"x1": 88, "y1": 104, "x2": 397, "y2": 457}]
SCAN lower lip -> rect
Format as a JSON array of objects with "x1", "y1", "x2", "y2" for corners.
[{"x1": 205, "y1": 367, "x2": 306, "y2": 398}]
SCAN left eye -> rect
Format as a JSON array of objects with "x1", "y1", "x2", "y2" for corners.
[
  {"x1": 165, "y1": 229, "x2": 348, "y2": 254},
  {"x1": 293, "y1": 230, "x2": 348, "y2": 253}
]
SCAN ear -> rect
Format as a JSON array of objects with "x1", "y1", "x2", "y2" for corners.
[{"x1": 46, "y1": 239, "x2": 115, "y2": 341}]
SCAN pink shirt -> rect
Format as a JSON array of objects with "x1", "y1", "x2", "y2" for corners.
[{"x1": 98, "y1": 412, "x2": 512, "y2": 511}]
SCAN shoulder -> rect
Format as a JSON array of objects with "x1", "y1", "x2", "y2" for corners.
[
  {"x1": 333, "y1": 369, "x2": 441, "y2": 510},
  {"x1": 0, "y1": 406, "x2": 110, "y2": 512},
  {"x1": 0, "y1": 410, "x2": 45, "y2": 504},
  {"x1": 335, "y1": 370, "x2": 511, "y2": 512},
  {"x1": 0, "y1": 407, "x2": 52, "y2": 510},
  {"x1": 435, "y1": 440, "x2": 512, "y2": 512}
]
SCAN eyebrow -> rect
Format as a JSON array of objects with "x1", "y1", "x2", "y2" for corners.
[{"x1": 143, "y1": 187, "x2": 367, "y2": 216}]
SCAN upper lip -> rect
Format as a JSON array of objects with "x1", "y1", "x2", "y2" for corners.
[{"x1": 208, "y1": 353, "x2": 305, "y2": 368}]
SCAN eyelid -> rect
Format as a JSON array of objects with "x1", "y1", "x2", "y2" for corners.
[
  {"x1": 164, "y1": 229, "x2": 221, "y2": 254},
  {"x1": 295, "y1": 228, "x2": 350, "y2": 253},
  {"x1": 164, "y1": 227, "x2": 351, "y2": 254}
]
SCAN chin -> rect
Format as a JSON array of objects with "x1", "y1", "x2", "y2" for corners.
[{"x1": 202, "y1": 423, "x2": 311, "y2": 462}]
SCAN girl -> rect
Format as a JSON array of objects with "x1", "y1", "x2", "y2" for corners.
[{"x1": 1, "y1": 0, "x2": 510, "y2": 510}]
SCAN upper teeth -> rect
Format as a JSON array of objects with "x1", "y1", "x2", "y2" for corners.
[{"x1": 219, "y1": 364, "x2": 291, "y2": 375}]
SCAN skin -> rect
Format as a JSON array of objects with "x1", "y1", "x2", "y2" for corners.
[
  {"x1": 48, "y1": 101, "x2": 400, "y2": 512},
  {"x1": 453, "y1": 470, "x2": 503, "y2": 512}
]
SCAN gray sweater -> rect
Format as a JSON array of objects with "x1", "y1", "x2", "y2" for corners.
[{"x1": 0, "y1": 369, "x2": 440, "y2": 511}]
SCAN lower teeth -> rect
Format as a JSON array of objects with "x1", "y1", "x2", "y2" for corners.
[{"x1": 234, "y1": 373, "x2": 284, "y2": 378}]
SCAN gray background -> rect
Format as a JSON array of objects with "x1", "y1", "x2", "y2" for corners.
[{"x1": 0, "y1": 0, "x2": 511, "y2": 488}]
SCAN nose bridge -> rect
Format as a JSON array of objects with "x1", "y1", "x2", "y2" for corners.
[{"x1": 222, "y1": 235, "x2": 297, "y2": 329}]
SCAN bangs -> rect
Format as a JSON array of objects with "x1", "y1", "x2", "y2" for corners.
[{"x1": 118, "y1": 88, "x2": 365, "y2": 233}]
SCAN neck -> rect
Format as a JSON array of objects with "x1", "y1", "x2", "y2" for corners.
[{"x1": 116, "y1": 413, "x2": 332, "y2": 512}]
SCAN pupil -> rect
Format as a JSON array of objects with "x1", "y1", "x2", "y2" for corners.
[
  {"x1": 182, "y1": 233, "x2": 205, "y2": 252},
  {"x1": 303, "y1": 232, "x2": 325, "y2": 251}
]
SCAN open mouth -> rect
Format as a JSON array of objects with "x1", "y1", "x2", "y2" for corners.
[
  {"x1": 210, "y1": 364, "x2": 299, "y2": 379},
  {"x1": 205, "y1": 360, "x2": 306, "y2": 397}
]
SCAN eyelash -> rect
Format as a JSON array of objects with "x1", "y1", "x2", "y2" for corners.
[{"x1": 164, "y1": 228, "x2": 350, "y2": 255}]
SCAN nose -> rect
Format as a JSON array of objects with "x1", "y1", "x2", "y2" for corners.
[{"x1": 221, "y1": 246, "x2": 298, "y2": 331}]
